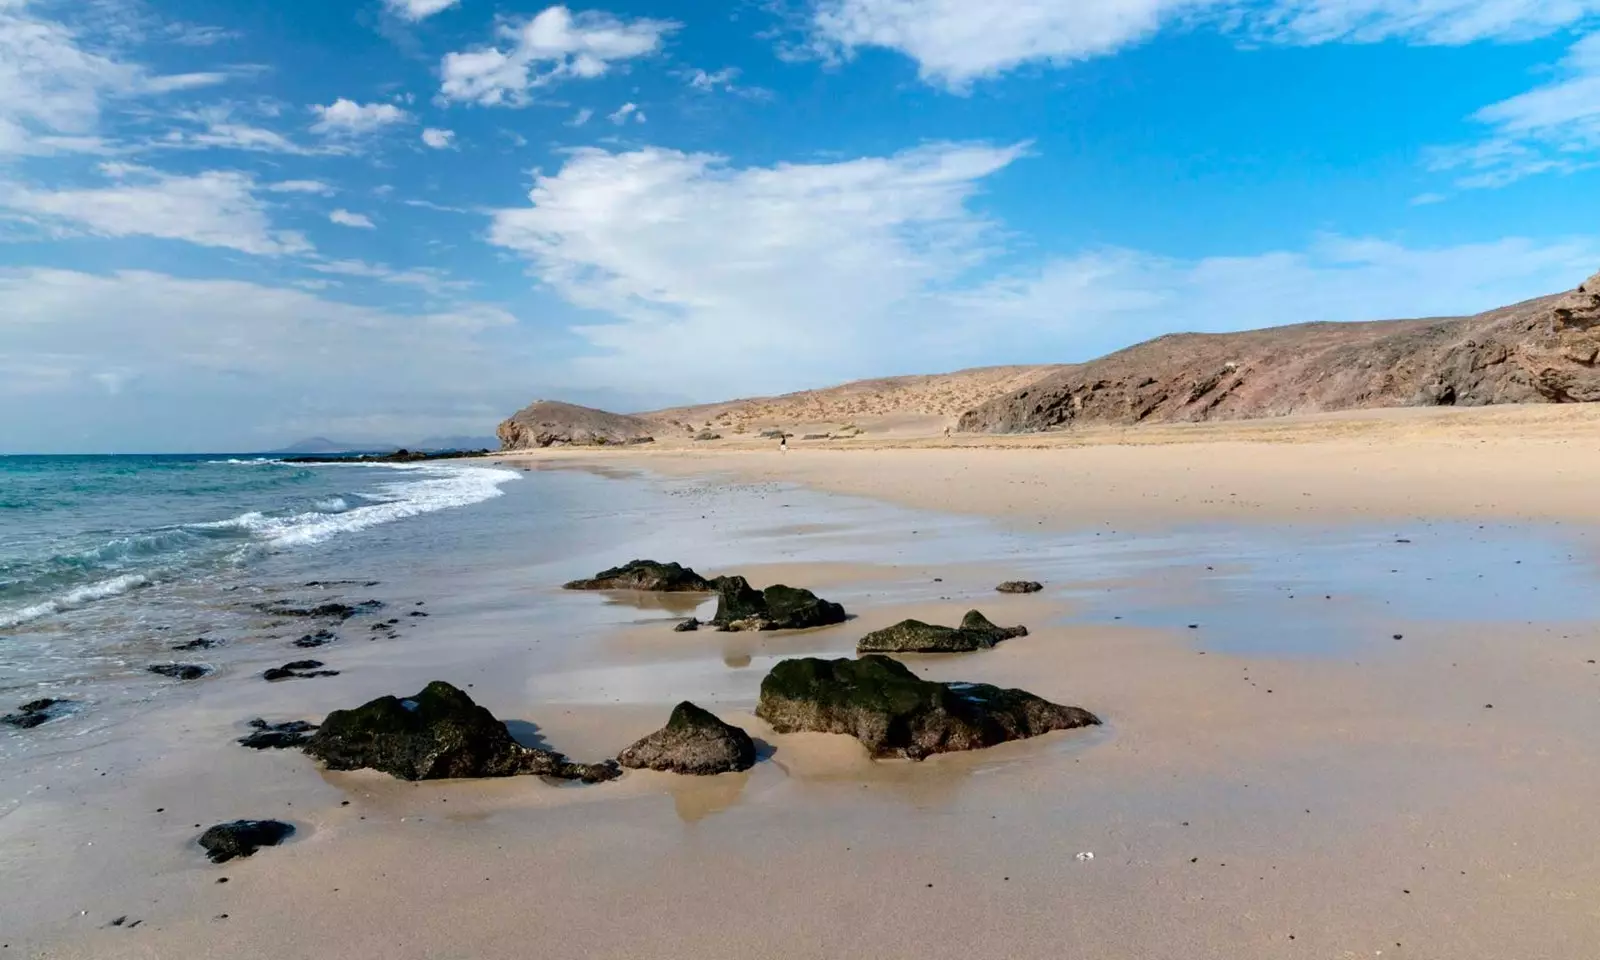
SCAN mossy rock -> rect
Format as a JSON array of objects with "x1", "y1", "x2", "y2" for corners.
[
  {"x1": 996, "y1": 581, "x2": 1045, "y2": 594},
  {"x1": 618, "y1": 702, "x2": 756, "y2": 775},
  {"x1": 857, "y1": 610, "x2": 1028, "y2": 653},
  {"x1": 563, "y1": 560, "x2": 715, "y2": 592},
  {"x1": 710, "y1": 576, "x2": 847, "y2": 631},
  {"x1": 755, "y1": 655, "x2": 1097, "y2": 760},
  {"x1": 304, "y1": 681, "x2": 618, "y2": 782}
]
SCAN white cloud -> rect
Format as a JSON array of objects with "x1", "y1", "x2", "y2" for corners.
[
  {"x1": 329, "y1": 208, "x2": 376, "y2": 229},
  {"x1": 0, "y1": 2, "x2": 234, "y2": 155},
  {"x1": 486, "y1": 141, "x2": 1597, "y2": 396},
  {"x1": 438, "y1": 6, "x2": 676, "y2": 107},
  {"x1": 1427, "y1": 33, "x2": 1600, "y2": 187},
  {"x1": 686, "y1": 67, "x2": 740, "y2": 91},
  {"x1": 570, "y1": 107, "x2": 594, "y2": 126},
  {"x1": 0, "y1": 267, "x2": 525, "y2": 451},
  {"x1": 2, "y1": 166, "x2": 310, "y2": 255},
  {"x1": 157, "y1": 106, "x2": 317, "y2": 155},
  {"x1": 385, "y1": 0, "x2": 462, "y2": 21},
  {"x1": 268, "y1": 179, "x2": 335, "y2": 195},
  {"x1": 607, "y1": 102, "x2": 643, "y2": 124},
  {"x1": 488, "y1": 142, "x2": 1024, "y2": 390},
  {"x1": 809, "y1": 0, "x2": 1600, "y2": 87},
  {"x1": 310, "y1": 98, "x2": 409, "y2": 135},
  {"x1": 421, "y1": 127, "x2": 456, "y2": 148},
  {"x1": 305, "y1": 257, "x2": 471, "y2": 294}
]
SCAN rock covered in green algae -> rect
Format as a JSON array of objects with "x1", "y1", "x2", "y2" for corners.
[
  {"x1": 197, "y1": 820, "x2": 294, "y2": 863},
  {"x1": 710, "y1": 576, "x2": 847, "y2": 631},
  {"x1": 303, "y1": 681, "x2": 619, "y2": 782},
  {"x1": 755, "y1": 655, "x2": 1098, "y2": 760},
  {"x1": 563, "y1": 560, "x2": 716, "y2": 592},
  {"x1": 856, "y1": 610, "x2": 1029, "y2": 654},
  {"x1": 618, "y1": 702, "x2": 757, "y2": 775}
]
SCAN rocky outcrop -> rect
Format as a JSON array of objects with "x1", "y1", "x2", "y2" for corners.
[
  {"x1": 618, "y1": 702, "x2": 757, "y2": 775},
  {"x1": 563, "y1": 560, "x2": 715, "y2": 592},
  {"x1": 756, "y1": 656, "x2": 1099, "y2": 760},
  {"x1": 148, "y1": 663, "x2": 211, "y2": 681},
  {"x1": 303, "y1": 681, "x2": 618, "y2": 782},
  {"x1": 262, "y1": 660, "x2": 339, "y2": 682},
  {"x1": 710, "y1": 576, "x2": 847, "y2": 631},
  {"x1": 856, "y1": 610, "x2": 1028, "y2": 653},
  {"x1": 959, "y1": 270, "x2": 1600, "y2": 433},
  {"x1": 497, "y1": 400, "x2": 656, "y2": 449},
  {"x1": 996, "y1": 581, "x2": 1044, "y2": 594},
  {"x1": 197, "y1": 820, "x2": 294, "y2": 863}
]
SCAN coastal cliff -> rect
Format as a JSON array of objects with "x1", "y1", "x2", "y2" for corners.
[{"x1": 497, "y1": 400, "x2": 656, "y2": 449}]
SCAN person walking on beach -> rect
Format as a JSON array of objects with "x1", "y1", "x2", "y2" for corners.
[{"x1": 779, "y1": 434, "x2": 788, "y2": 454}]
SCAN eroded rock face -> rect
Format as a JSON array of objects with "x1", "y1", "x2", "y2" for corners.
[
  {"x1": 957, "y1": 269, "x2": 1600, "y2": 434},
  {"x1": 564, "y1": 560, "x2": 714, "y2": 592},
  {"x1": 618, "y1": 702, "x2": 757, "y2": 775},
  {"x1": 497, "y1": 400, "x2": 656, "y2": 449},
  {"x1": 996, "y1": 581, "x2": 1044, "y2": 594},
  {"x1": 755, "y1": 655, "x2": 1098, "y2": 760},
  {"x1": 856, "y1": 610, "x2": 1028, "y2": 654},
  {"x1": 303, "y1": 681, "x2": 618, "y2": 783},
  {"x1": 711, "y1": 577, "x2": 847, "y2": 632},
  {"x1": 198, "y1": 820, "x2": 294, "y2": 863}
]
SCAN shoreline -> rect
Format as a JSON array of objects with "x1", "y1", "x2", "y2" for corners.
[{"x1": 11, "y1": 426, "x2": 1600, "y2": 958}]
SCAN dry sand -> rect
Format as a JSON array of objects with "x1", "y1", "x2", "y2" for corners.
[{"x1": 18, "y1": 404, "x2": 1600, "y2": 959}]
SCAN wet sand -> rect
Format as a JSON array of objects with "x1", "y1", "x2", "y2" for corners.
[{"x1": 13, "y1": 415, "x2": 1600, "y2": 959}]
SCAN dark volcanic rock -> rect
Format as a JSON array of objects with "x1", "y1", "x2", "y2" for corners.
[
  {"x1": 674, "y1": 618, "x2": 700, "y2": 633},
  {"x1": 996, "y1": 581, "x2": 1044, "y2": 594},
  {"x1": 618, "y1": 702, "x2": 757, "y2": 775},
  {"x1": 256, "y1": 600, "x2": 383, "y2": 621},
  {"x1": 303, "y1": 681, "x2": 619, "y2": 782},
  {"x1": 148, "y1": 663, "x2": 211, "y2": 681},
  {"x1": 710, "y1": 576, "x2": 847, "y2": 632},
  {"x1": 564, "y1": 560, "x2": 714, "y2": 592},
  {"x1": 171, "y1": 638, "x2": 221, "y2": 651},
  {"x1": 293, "y1": 629, "x2": 336, "y2": 648},
  {"x1": 262, "y1": 660, "x2": 339, "y2": 682},
  {"x1": 3, "y1": 698, "x2": 73, "y2": 729},
  {"x1": 755, "y1": 655, "x2": 1099, "y2": 760},
  {"x1": 856, "y1": 610, "x2": 1028, "y2": 654},
  {"x1": 238, "y1": 719, "x2": 319, "y2": 750},
  {"x1": 197, "y1": 820, "x2": 294, "y2": 863}
]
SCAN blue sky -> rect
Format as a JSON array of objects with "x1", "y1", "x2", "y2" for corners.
[{"x1": 2, "y1": 0, "x2": 1598, "y2": 452}]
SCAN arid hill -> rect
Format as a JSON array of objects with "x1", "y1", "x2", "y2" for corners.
[
  {"x1": 642, "y1": 366, "x2": 1054, "y2": 439},
  {"x1": 497, "y1": 400, "x2": 656, "y2": 449},
  {"x1": 959, "y1": 270, "x2": 1600, "y2": 434}
]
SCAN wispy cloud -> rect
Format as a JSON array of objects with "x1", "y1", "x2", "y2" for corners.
[
  {"x1": 329, "y1": 208, "x2": 376, "y2": 229},
  {"x1": 385, "y1": 0, "x2": 462, "y2": 22},
  {"x1": 607, "y1": 102, "x2": 644, "y2": 124}
]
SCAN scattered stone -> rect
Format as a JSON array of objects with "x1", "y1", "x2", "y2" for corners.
[
  {"x1": 263, "y1": 660, "x2": 339, "y2": 682},
  {"x1": 693, "y1": 431, "x2": 722, "y2": 442},
  {"x1": 755, "y1": 655, "x2": 1100, "y2": 760},
  {"x1": 857, "y1": 610, "x2": 1028, "y2": 654},
  {"x1": 148, "y1": 663, "x2": 211, "y2": 681},
  {"x1": 408, "y1": 611, "x2": 428, "y2": 617},
  {"x1": 2, "y1": 698, "x2": 73, "y2": 729},
  {"x1": 303, "y1": 681, "x2": 619, "y2": 782},
  {"x1": 674, "y1": 618, "x2": 701, "y2": 633},
  {"x1": 996, "y1": 581, "x2": 1044, "y2": 594},
  {"x1": 710, "y1": 576, "x2": 847, "y2": 632},
  {"x1": 617, "y1": 702, "x2": 757, "y2": 775},
  {"x1": 238, "y1": 719, "x2": 319, "y2": 750},
  {"x1": 197, "y1": 820, "x2": 294, "y2": 863},
  {"x1": 563, "y1": 560, "x2": 715, "y2": 592},
  {"x1": 256, "y1": 600, "x2": 384, "y2": 620},
  {"x1": 293, "y1": 629, "x2": 337, "y2": 648},
  {"x1": 171, "y1": 638, "x2": 221, "y2": 652}
]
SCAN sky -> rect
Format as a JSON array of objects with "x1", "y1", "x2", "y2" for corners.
[{"x1": 2, "y1": 0, "x2": 1599, "y2": 452}]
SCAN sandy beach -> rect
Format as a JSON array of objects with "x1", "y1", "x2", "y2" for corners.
[{"x1": 11, "y1": 405, "x2": 1600, "y2": 959}]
